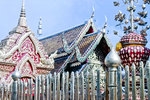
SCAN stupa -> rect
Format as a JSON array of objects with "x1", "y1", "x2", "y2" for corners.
[
  {"x1": 114, "y1": 0, "x2": 150, "y2": 72},
  {"x1": 118, "y1": 33, "x2": 149, "y2": 67}
]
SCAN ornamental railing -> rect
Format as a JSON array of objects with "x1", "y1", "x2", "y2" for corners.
[{"x1": 1, "y1": 50, "x2": 150, "y2": 100}]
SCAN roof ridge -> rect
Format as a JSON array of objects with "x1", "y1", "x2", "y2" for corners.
[{"x1": 39, "y1": 23, "x2": 86, "y2": 41}]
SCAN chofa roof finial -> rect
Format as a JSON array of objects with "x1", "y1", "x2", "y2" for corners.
[
  {"x1": 18, "y1": 0, "x2": 27, "y2": 26},
  {"x1": 37, "y1": 17, "x2": 42, "y2": 35},
  {"x1": 91, "y1": 7, "x2": 95, "y2": 18}
]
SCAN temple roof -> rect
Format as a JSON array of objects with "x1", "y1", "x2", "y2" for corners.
[
  {"x1": 55, "y1": 31, "x2": 112, "y2": 73},
  {"x1": 52, "y1": 33, "x2": 98, "y2": 73},
  {"x1": 40, "y1": 18, "x2": 112, "y2": 73},
  {"x1": 40, "y1": 23, "x2": 86, "y2": 55}
]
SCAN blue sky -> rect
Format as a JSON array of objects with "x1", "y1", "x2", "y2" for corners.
[{"x1": 0, "y1": 0, "x2": 149, "y2": 48}]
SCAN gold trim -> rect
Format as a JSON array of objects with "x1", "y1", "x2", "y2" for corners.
[
  {"x1": 123, "y1": 44, "x2": 144, "y2": 47},
  {"x1": 116, "y1": 42, "x2": 122, "y2": 51}
]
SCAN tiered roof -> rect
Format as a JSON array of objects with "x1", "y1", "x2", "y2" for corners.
[{"x1": 40, "y1": 18, "x2": 112, "y2": 73}]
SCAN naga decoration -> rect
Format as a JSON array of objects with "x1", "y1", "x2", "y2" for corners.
[
  {"x1": 75, "y1": 17, "x2": 108, "y2": 63},
  {"x1": 62, "y1": 8, "x2": 97, "y2": 54},
  {"x1": 40, "y1": 50, "x2": 58, "y2": 65},
  {"x1": 57, "y1": 51, "x2": 75, "y2": 73},
  {"x1": 75, "y1": 30, "x2": 102, "y2": 62},
  {"x1": 62, "y1": 18, "x2": 96, "y2": 54}
]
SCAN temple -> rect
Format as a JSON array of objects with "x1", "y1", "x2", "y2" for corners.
[
  {"x1": 40, "y1": 17, "x2": 112, "y2": 75},
  {"x1": 0, "y1": 1, "x2": 112, "y2": 86},
  {"x1": 1, "y1": 0, "x2": 150, "y2": 99},
  {"x1": 0, "y1": 1, "x2": 54, "y2": 85}
]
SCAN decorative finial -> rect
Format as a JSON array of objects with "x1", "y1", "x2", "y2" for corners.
[
  {"x1": 37, "y1": 17, "x2": 42, "y2": 35},
  {"x1": 11, "y1": 68, "x2": 21, "y2": 81},
  {"x1": 18, "y1": 0, "x2": 27, "y2": 26},
  {"x1": 104, "y1": 16, "x2": 107, "y2": 28},
  {"x1": 101, "y1": 16, "x2": 107, "y2": 33},
  {"x1": 130, "y1": 0, "x2": 135, "y2": 32},
  {"x1": 105, "y1": 48, "x2": 121, "y2": 67},
  {"x1": 91, "y1": 7, "x2": 95, "y2": 18},
  {"x1": 21, "y1": 0, "x2": 25, "y2": 17}
]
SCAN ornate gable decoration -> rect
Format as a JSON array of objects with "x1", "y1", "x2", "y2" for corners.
[
  {"x1": 57, "y1": 17, "x2": 112, "y2": 73},
  {"x1": 0, "y1": 0, "x2": 55, "y2": 85}
]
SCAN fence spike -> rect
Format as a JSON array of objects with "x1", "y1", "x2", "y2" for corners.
[
  {"x1": 70, "y1": 72, "x2": 75, "y2": 100},
  {"x1": 37, "y1": 76, "x2": 40, "y2": 100},
  {"x1": 81, "y1": 72, "x2": 84, "y2": 100},
  {"x1": 1, "y1": 83, "x2": 5, "y2": 100},
  {"x1": 117, "y1": 66, "x2": 122, "y2": 100},
  {"x1": 30, "y1": 79, "x2": 33, "y2": 100},
  {"x1": 61, "y1": 72, "x2": 65, "y2": 100},
  {"x1": 146, "y1": 60, "x2": 150, "y2": 99},
  {"x1": 27, "y1": 79, "x2": 30, "y2": 100},
  {"x1": 86, "y1": 71, "x2": 90, "y2": 100},
  {"x1": 34, "y1": 77, "x2": 38, "y2": 100},
  {"x1": 92, "y1": 70, "x2": 95, "y2": 100},
  {"x1": 53, "y1": 72, "x2": 57, "y2": 100},
  {"x1": 17, "y1": 80, "x2": 20, "y2": 100},
  {"x1": 125, "y1": 65, "x2": 129, "y2": 100},
  {"x1": 45, "y1": 75, "x2": 48, "y2": 100},
  {"x1": 76, "y1": 71, "x2": 79, "y2": 100},
  {"x1": 132, "y1": 63, "x2": 136, "y2": 100},
  {"x1": 139, "y1": 61, "x2": 145, "y2": 100},
  {"x1": 66, "y1": 72, "x2": 69, "y2": 100},
  {"x1": 105, "y1": 70, "x2": 109, "y2": 100},
  {"x1": 108, "y1": 67, "x2": 118, "y2": 100},
  {"x1": 49, "y1": 73, "x2": 52, "y2": 100},
  {"x1": 41, "y1": 75, "x2": 44, "y2": 100},
  {"x1": 23, "y1": 80, "x2": 25, "y2": 100},
  {"x1": 97, "y1": 70, "x2": 101, "y2": 100},
  {"x1": 20, "y1": 80, "x2": 23, "y2": 100},
  {"x1": 57, "y1": 73, "x2": 61, "y2": 100},
  {"x1": 12, "y1": 80, "x2": 17, "y2": 100}
]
